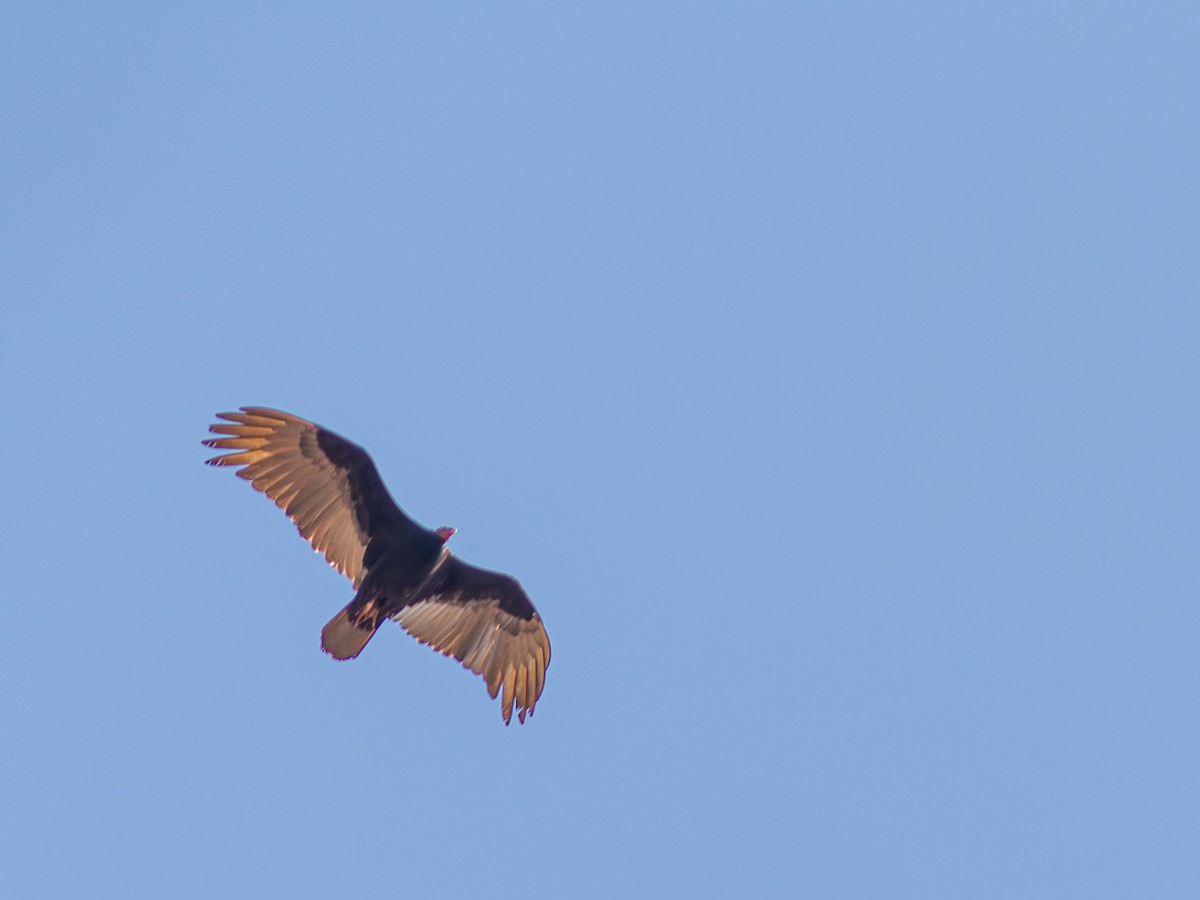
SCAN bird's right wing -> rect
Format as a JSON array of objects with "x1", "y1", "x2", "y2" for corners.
[{"x1": 203, "y1": 407, "x2": 422, "y2": 588}]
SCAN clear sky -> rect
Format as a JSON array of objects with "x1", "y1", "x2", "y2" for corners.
[{"x1": 2, "y1": 4, "x2": 1197, "y2": 898}]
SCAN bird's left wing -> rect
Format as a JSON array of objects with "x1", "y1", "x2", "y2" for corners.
[{"x1": 395, "y1": 556, "x2": 551, "y2": 725}]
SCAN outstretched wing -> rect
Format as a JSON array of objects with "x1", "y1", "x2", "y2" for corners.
[
  {"x1": 396, "y1": 557, "x2": 551, "y2": 725},
  {"x1": 203, "y1": 407, "x2": 423, "y2": 587}
]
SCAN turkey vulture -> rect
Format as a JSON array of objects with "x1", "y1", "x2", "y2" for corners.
[{"x1": 203, "y1": 407, "x2": 550, "y2": 724}]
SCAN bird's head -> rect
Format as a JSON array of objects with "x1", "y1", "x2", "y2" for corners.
[{"x1": 435, "y1": 526, "x2": 457, "y2": 543}]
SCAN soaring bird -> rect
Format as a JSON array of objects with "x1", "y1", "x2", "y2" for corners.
[{"x1": 203, "y1": 407, "x2": 550, "y2": 724}]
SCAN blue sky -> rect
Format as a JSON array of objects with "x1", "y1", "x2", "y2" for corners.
[{"x1": 2, "y1": 3, "x2": 1197, "y2": 897}]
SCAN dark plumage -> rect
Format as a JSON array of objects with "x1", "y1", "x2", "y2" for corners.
[{"x1": 203, "y1": 407, "x2": 550, "y2": 724}]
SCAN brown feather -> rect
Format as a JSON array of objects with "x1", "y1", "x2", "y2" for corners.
[
  {"x1": 396, "y1": 595, "x2": 551, "y2": 725},
  {"x1": 204, "y1": 408, "x2": 372, "y2": 586}
]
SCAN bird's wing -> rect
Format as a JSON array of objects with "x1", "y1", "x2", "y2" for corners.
[
  {"x1": 203, "y1": 407, "x2": 423, "y2": 588},
  {"x1": 395, "y1": 556, "x2": 551, "y2": 725}
]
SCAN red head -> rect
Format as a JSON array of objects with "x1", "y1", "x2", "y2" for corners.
[{"x1": 435, "y1": 526, "x2": 457, "y2": 543}]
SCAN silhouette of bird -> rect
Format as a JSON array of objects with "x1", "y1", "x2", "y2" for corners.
[{"x1": 203, "y1": 407, "x2": 550, "y2": 724}]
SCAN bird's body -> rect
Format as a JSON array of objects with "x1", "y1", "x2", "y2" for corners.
[{"x1": 203, "y1": 407, "x2": 550, "y2": 724}]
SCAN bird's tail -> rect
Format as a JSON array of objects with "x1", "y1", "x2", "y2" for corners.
[{"x1": 321, "y1": 599, "x2": 383, "y2": 660}]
